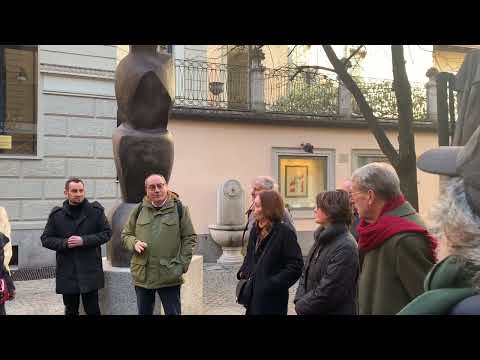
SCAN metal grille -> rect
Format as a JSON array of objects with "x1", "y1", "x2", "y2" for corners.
[
  {"x1": 174, "y1": 59, "x2": 250, "y2": 110},
  {"x1": 11, "y1": 266, "x2": 56, "y2": 281},
  {"x1": 266, "y1": 68, "x2": 339, "y2": 115},
  {"x1": 173, "y1": 59, "x2": 430, "y2": 121},
  {"x1": 354, "y1": 77, "x2": 427, "y2": 121}
]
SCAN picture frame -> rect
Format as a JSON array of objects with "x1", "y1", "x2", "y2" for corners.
[{"x1": 285, "y1": 165, "x2": 308, "y2": 198}]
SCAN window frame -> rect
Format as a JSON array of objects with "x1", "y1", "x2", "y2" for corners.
[
  {"x1": 0, "y1": 45, "x2": 42, "y2": 159},
  {"x1": 351, "y1": 149, "x2": 392, "y2": 173},
  {"x1": 272, "y1": 147, "x2": 336, "y2": 219}
]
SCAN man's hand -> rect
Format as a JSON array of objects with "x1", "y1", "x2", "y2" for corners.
[
  {"x1": 134, "y1": 241, "x2": 148, "y2": 254},
  {"x1": 8, "y1": 290, "x2": 15, "y2": 300},
  {"x1": 67, "y1": 235, "x2": 84, "y2": 248}
]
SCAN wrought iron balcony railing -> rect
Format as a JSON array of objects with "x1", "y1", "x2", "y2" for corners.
[{"x1": 173, "y1": 59, "x2": 430, "y2": 121}]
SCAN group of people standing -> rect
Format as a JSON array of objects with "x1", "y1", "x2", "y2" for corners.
[
  {"x1": 237, "y1": 130, "x2": 480, "y2": 316},
  {"x1": 2, "y1": 128, "x2": 480, "y2": 316}
]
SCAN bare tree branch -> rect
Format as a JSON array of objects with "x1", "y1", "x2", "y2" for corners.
[
  {"x1": 391, "y1": 45, "x2": 419, "y2": 210},
  {"x1": 288, "y1": 65, "x2": 336, "y2": 81},
  {"x1": 344, "y1": 45, "x2": 365, "y2": 65},
  {"x1": 288, "y1": 45, "x2": 298, "y2": 58},
  {"x1": 322, "y1": 45, "x2": 400, "y2": 167}
]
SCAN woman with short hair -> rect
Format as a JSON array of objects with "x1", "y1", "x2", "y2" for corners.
[
  {"x1": 294, "y1": 190, "x2": 359, "y2": 315},
  {"x1": 237, "y1": 190, "x2": 303, "y2": 315}
]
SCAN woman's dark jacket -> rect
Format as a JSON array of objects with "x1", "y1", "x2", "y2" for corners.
[
  {"x1": 294, "y1": 223, "x2": 359, "y2": 315},
  {"x1": 237, "y1": 221, "x2": 303, "y2": 315}
]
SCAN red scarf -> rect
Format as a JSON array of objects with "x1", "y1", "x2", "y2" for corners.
[{"x1": 357, "y1": 195, "x2": 438, "y2": 262}]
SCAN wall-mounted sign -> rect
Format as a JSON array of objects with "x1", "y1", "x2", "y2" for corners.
[{"x1": 0, "y1": 135, "x2": 12, "y2": 150}]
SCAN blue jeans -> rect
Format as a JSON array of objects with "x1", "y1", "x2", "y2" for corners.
[{"x1": 134, "y1": 285, "x2": 181, "y2": 315}]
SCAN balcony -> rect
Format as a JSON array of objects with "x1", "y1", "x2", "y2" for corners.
[{"x1": 173, "y1": 59, "x2": 434, "y2": 123}]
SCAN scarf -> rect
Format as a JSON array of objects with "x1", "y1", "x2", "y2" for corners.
[
  {"x1": 255, "y1": 219, "x2": 272, "y2": 252},
  {"x1": 357, "y1": 195, "x2": 438, "y2": 261}
]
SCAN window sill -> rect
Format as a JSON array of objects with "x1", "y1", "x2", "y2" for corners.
[{"x1": 0, "y1": 154, "x2": 42, "y2": 160}]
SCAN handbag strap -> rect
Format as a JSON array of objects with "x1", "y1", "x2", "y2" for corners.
[{"x1": 241, "y1": 204, "x2": 254, "y2": 248}]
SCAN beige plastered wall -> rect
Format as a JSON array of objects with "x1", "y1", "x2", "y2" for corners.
[{"x1": 167, "y1": 118, "x2": 440, "y2": 234}]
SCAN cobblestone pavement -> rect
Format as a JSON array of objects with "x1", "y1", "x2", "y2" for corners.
[{"x1": 5, "y1": 264, "x2": 298, "y2": 315}]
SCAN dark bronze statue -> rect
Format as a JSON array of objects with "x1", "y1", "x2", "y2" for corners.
[{"x1": 108, "y1": 45, "x2": 175, "y2": 267}]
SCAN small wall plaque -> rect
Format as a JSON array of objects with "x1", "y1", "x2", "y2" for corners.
[{"x1": 0, "y1": 135, "x2": 12, "y2": 150}]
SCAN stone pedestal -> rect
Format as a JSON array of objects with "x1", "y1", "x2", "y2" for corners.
[
  {"x1": 208, "y1": 225, "x2": 245, "y2": 264},
  {"x1": 338, "y1": 80, "x2": 353, "y2": 118},
  {"x1": 81, "y1": 255, "x2": 204, "y2": 315},
  {"x1": 107, "y1": 201, "x2": 139, "y2": 267},
  {"x1": 426, "y1": 68, "x2": 439, "y2": 124}
]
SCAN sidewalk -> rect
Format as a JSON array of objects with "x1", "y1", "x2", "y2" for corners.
[{"x1": 5, "y1": 264, "x2": 298, "y2": 315}]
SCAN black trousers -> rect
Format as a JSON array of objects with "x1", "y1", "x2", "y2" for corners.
[
  {"x1": 0, "y1": 303, "x2": 5, "y2": 315},
  {"x1": 63, "y1": 290, "x2": 101, "y2": 315},
  {"x1": 135, "y1": 285, "x2": 181, "y2": 315}
]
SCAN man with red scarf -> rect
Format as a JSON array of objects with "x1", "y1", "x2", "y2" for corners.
[{"x1": 351, "y1": 162, "x2": 436, "y2": 315}]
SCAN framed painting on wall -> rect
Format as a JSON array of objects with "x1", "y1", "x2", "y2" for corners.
[{"x1": 285, "y1": 165, "x2": 308, "y2": 198}]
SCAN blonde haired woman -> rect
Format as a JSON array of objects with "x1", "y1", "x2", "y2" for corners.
[{"x1": 0, "y1": 207, "x2": 12, "y2": 273}]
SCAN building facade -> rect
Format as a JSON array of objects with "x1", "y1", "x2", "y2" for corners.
[{"x1": 0, "y1": 45, "x2": 441, "y2": 268}]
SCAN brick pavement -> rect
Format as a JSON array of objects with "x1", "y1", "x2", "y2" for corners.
[{"x1": 5, "y1": 264, "x2": 298, "y2": 315}]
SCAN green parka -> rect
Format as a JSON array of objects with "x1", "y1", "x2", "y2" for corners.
[{"x1": 121, "y1": 194, "x2": 197, "y2": 289}]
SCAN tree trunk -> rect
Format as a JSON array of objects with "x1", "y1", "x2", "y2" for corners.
[
  {"x1": 391, "y1": 45, "x2": 419, "y2": 211},
  {"x1": 322, "y1": 45, "x2": 419, "y2": 211},
  {"x1": 322, "y1": 46, "x2": 400, "y2": 168}
]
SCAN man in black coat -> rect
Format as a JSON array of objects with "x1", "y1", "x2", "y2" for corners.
[{"x1": 41, "y1": 177, "x2": 112, "y2": 315}]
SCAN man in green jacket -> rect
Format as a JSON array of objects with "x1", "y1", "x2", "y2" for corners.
[
  {"x1": 122, "y1": 174, "x2": 197, "y2": 315},
  {"x1": 351, "y1": 163, "x2": 436, "y2": 315}
]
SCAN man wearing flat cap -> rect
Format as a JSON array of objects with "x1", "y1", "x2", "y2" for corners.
[{"x1": 399, "y1": 125, "x2": 480, "y2": 315}]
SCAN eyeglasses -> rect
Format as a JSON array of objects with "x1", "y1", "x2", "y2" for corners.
[
  {"x1": 350, "y1": 190, "x2": 366, "y2": 198},
  {"x1": 147, "y1": 183, "x2": 166, "y2": 191}
]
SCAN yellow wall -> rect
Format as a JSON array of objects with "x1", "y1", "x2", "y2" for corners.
[
  {"x1": 206, "y1": 45, "x2": 289, "y2": 69},
  {"x1": 263, "y1": 45, "x2": 289, "y2": 70},
  {"x1": 116, "y1": 45, "x2": 129, "y2": 64},
  {"x1": 433, "y1": 50, "x2": 466, "y2": 73},
  {"x1": 167, "y1": 118, "x2": 439, "y2": 234}
]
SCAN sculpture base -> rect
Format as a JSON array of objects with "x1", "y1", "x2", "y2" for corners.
[
  {"x1": 208, "y1": 225, "x2": 245, "y2": 264},
  {"x1": 107, "y1": 201, "x2": 139, "y2": 268},
  {"x1": 217, "y1": 247, "x2": 243, "y2": 264},
  {"x1": 83, "y1": 256, "x2": 204, "y2": 315}
]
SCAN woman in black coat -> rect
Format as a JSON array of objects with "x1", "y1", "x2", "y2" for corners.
[
  {"x1": 294, "y1": 190, "x2": 359, "y2": 315},
  {"x1": 0, "y1": 232, "x2": 15, "y2": 315},
  {"x1": 237, "y1": 190, "x2": 303, "y2": 315}
]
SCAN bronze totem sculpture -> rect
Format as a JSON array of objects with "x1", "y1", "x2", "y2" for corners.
[{"x1": 108, "y1": 45, "x2": 175, "y2": 267}]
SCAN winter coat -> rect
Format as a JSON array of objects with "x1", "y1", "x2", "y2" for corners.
[
  {"x1": 241, "y1": 207, "x2": 295, "y2": 256},
  {"x1": 121, "y1": 195, "x2": 197, "y2": 289},
  {"x1": 294, "y1": 223, "x2": 359, "y2": 315},
  {"x1": 398, "y1": 255, "x2": 480, "y2": 315},
  {"x1": 0, "y1": 232, "x2": 15, "y2": 294},
  {"x1": 40, "y1": 199, "x2": 112, "y2": 294},
  {"x1": 0, "y1": 207, "x2": 12, "y2": 273},
  {"x1": 359, "y1": 202, "x2": 435, "y2": 315},
  {"x1": 238, "y1": 221, "x2": 303, "y2": 315}
]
